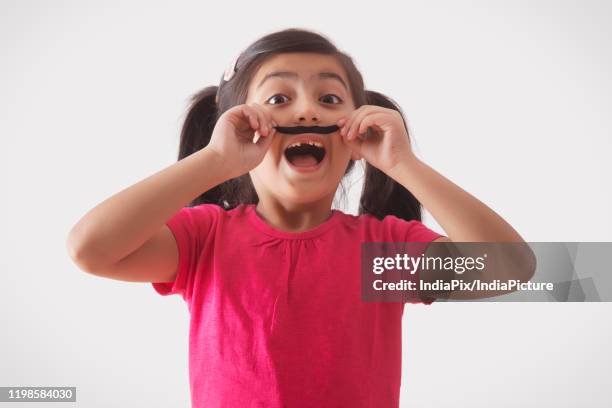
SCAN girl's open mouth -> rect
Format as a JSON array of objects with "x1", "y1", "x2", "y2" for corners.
[{"x1": 283, "y1": 139, "x2": 327, "y2": 172}]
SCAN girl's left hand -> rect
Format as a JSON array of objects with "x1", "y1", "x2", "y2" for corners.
[{"x1": 337, "y1": 105, "x2": 416, "y2": 174}]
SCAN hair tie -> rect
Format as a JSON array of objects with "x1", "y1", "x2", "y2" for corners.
[
  {"x1": 216, "y1": 49, "x2": 245, "y2": 104},
  {"x1": 223, "y1": 52, "x2": 240, "y2": 82}
]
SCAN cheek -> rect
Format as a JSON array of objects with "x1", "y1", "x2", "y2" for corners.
[
  {"x1": 331, "y1": 136, "x2": 351, "y2": 159},
  {"x1": 329, "y1": 140, "x2": 352, "y2": 172},
  {"x1": 250, "y1": 159, "x2": 276, "y2": 190},
  {"x1": 256, "y1": 148, "x2": 284, "y2": 172}
]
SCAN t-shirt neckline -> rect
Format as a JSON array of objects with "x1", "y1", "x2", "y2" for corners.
[{"x1": 245, "y1": 204, "x2": 340, "y2": 240}]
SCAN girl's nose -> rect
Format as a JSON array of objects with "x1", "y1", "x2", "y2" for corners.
[
  {"x1": 298, "y1": 115, "x2": 319, "y2": 122},
  {"x1": 296, "y1": 110, "x2": 320, "y2": 123},
  {"x1": 293, "y1": 102, "x2": 320, "y2": 123}
]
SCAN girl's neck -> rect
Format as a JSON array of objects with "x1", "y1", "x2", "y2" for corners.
[{"x1": 254, "y1": 197, "x2": 335, "y2": 233}]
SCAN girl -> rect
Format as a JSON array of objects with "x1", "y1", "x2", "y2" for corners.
[{"x1": 67, "y1": 28, "x2": 530, "y2": 407}]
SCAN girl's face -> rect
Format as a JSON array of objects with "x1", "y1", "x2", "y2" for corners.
[{"x1": 246, "y1": 52, "x2": 360, "y2": 205}]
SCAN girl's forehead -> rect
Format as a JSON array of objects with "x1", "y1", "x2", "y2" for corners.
[{"x1": 251, "y1": 53, "x2": 349, "y2": 87}]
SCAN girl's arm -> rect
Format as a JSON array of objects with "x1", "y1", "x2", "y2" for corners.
[
  {"x1": 340, "y1": 106, "x2": 526, "y2": 243},
  {"x1": 387, "y1": 156, "x2": 524, "y2": 243},
  {"x1": 388, "y1": 156, "x2": 536, "y2": 300},
  {"x1": 67, "y1": 103, "x2": 277, "y2": 283},
  {"x1": 339, "y1": 106, "x2": 536, "y2": 300},
  {"x1": 66, "y1": 147, "x2": 229, "y2": 281}
]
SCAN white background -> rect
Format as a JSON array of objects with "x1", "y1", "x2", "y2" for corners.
[{"x1": 1, "y1": 0, "x2": 611, "y2": 407}]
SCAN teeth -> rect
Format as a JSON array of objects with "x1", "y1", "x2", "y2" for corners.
[{"x1": 287, "y1": 141, "x2": 324, "y2": 149}]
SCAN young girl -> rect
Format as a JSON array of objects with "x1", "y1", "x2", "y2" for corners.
[{"x1": 67, "y1": 28, "x2": 529, "y2": 407}]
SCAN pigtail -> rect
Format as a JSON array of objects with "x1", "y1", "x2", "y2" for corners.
[
  {"x1": 358, "y1": 90, "x2": 423, "y2": 222},
  {"x1": 177, "y1": 86, "x2": 257, "y2": 208}
]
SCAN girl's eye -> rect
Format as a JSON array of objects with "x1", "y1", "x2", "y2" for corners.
[
  {"x1": 265, "y1": 94, "x2": 344, "y2": 106},
  {"x1": 321, "y1": 94, "x2": 343, "y2": 104},
  {"x1": 266, "y1": 94, "x2": 289, "y2": 105}
]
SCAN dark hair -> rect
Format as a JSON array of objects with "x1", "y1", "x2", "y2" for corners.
[{"x1": 178, "y1": 28, "x2": 422, "y2": 222}]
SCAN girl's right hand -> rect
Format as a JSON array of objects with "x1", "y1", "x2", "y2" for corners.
[{"x1": 206, "y1": 103, "x2": 278, "y2": 179}]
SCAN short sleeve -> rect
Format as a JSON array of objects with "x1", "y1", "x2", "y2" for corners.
[
  {"x1": 395, "y1": 216, "x2": 445, "y2": 244},
  {"x1": 386, "y1": 215, "x2": 446, "y2": 305},
  {"x1": 151, "y1": 204, "x2": 218, "y2": 302}
]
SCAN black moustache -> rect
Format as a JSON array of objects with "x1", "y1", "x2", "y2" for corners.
[{"x1": 273, "y1": 125, "x2": 340, "y2": 135}]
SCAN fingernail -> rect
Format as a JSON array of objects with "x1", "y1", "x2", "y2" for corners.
[{"x1": 253, "y1": 130, "x2": 261, "y2": 144}]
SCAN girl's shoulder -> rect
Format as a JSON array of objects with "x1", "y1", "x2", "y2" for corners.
[
  {"x1": 167, "y1": 203, "x2": 225, "y2": 235},
  {"x1": 334, "y1": 209, "x2": 414, "y2": 227},
  {"x1": 335, "y1": 210, "x2": 443, "y2": 243},
  {"x1": 177, "y1": 202, "x2": 225, "y2": 220}
]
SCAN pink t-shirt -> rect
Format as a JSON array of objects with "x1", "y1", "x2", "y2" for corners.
[{"x1": 152, "y1": 203, "x2": 444, "y2": 408}]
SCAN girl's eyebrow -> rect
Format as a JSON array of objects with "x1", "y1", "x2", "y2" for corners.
[{"x1": 256, "y1": 71, "x2": 348, "y2": 92}]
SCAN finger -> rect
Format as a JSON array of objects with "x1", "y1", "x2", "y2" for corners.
[
  {"x1": 240, "y1": 105, "x2": 260, "y2": 131},
  {"x1": 249, "y1": 103, "x2": 274, "y2": 137},
  {"x1": 357, "y1": 112, "x2": 386, "y2": 137},
  {"x1": 340, "y1": 106, "x2": 364, "y2": 137},
  {"x1": 247, "y1": 103, "x2": 267, "y2": 136},
  {"x1": 253, "y1": 120, "x2": 278, "y2": 144},
  {"x1": 341, "y1": 126, "x2": 364, "y2": 152},
  {"x1": 253, "y1": 122, "x2": 277, "y2": 143},
  {"x1": 345, "y1": 106, "x2": 374, "y2": 140},
  {"x1": 262, "y1": 124, "x2": 277, "y2": 145},
  {"x1": 252, "y1": 103, "x2": 270, "y2": 136},
  {"x1": 254, "y1": 122, "x2": 278, "y2": 145},
  {"x1": 252, "y1": 102, "x2": 275, "y2": 128}
]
